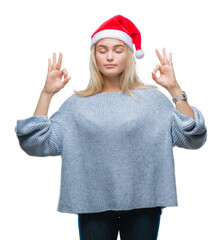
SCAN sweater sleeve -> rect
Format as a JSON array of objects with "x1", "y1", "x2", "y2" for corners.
[
  {"x1": 15, "y1": 95, "x2": 74, "y2": 157},
  {"x1": 171, "y1": 105, "x2": 207, "y2": 149},
  {"x1": 147, "y1": 88, "x2": 207, "y2": 150}
]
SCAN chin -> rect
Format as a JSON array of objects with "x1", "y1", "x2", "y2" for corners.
[{"x1": 103, "y1": 70, "x2": 122, "y2": 76}]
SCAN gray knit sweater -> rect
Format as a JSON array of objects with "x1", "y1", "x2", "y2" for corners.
[{"x1": 15, "y1": 87, "x2": 207, "y2": 215}]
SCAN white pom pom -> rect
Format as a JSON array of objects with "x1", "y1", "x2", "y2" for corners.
[{"x1": 135, "y1": 49, "x2": 144, "y2": 59}]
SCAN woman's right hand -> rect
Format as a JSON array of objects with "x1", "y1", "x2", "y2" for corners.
[{"x1": 43, "y1": 52, "x2": 71, "y2": 95}]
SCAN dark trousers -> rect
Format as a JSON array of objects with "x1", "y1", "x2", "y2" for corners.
[{"x1": 78, "y1": 207, "x2": 162, "y2": 240}]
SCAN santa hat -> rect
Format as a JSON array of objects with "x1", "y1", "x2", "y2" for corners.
[{"x1": 90, "y1": 15, "x2": 144, "y2": 59}]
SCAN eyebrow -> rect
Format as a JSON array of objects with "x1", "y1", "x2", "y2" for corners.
[{"x1": 97, "y1": 44, "x2": 125, "y2": 49}]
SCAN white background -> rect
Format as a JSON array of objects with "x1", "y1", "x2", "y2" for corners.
[{"x1": 1, "y1": 0, "x2": 221, "y2": 239}]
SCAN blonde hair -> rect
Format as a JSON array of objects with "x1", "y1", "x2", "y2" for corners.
[{"x1": 73, "y1": 42, "x2": 158, "y2": 100}]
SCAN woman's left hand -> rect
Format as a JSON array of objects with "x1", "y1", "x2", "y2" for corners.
[{"x1": 151, "y1": 48, "x2": 180, "y2": 90}]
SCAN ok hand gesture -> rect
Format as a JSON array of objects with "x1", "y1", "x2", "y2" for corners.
[
  {"x1": 151, "y1": 48, "x2": 180, "y2": 90},
  {"x1": 44, "y1": 52, "x2": 71, "y2": 95}
]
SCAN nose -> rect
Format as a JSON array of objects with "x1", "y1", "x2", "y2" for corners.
[{"x1": 107, "y1": 50, "x2": 114, "y2": 61}]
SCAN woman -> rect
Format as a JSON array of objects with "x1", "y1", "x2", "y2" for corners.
[{"x1": 15, "y1": 15, "x2": 207, "y2": 240}]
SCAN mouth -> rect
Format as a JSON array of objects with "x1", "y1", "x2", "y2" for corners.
[{"x1": 105, "y1": 64, "x2": 116, "y2": 68}]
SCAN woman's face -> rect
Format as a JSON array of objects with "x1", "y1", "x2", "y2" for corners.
[{"x1": 95, "y1": 38, "x2": 127, "y2": 78}]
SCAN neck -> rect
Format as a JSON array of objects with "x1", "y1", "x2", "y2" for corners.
[{"x1": 102, "y1": 75, "x2": 121, "y2": 92}]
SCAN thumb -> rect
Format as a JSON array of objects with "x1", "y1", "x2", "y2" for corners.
[
  {"x1": 151, "y1": 72, "x2": 159, "y2": 82},
  {"x1": 61, "y1": 77, "x2": 71, "y2": 87}
]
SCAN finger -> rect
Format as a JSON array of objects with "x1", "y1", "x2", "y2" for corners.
[
  {"x1": 52, "y1": 52, "x2": 56, "y2": 69},
  {"x1": 169, "y1": 52, "x2": 173, "y2": 66},
  {"x1": 48, "y1": 58, "x2": 51, "y2": 73},
  {"x1": 56, "y1": 52, "x2": 63, "y2": 70},
  {"x1": 162, "y1": 48, "x2": 169, "y2": 65},
  {"x1": 152, "y1": 65, "x2": 162, "y2": 74},
  {"x1": 61, "y1": 68, "x2": 68, "y2": 78},
  {"x1": 155, "y1": 48, "x2": 164, "y2": 65},
  {"x1": 61, "y1": 68, "x2": 68, "y2": 76}
]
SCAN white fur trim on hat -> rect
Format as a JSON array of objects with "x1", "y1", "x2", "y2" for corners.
[{"x1": 90, "y1": 29, "x2": 134, "y2": 53}]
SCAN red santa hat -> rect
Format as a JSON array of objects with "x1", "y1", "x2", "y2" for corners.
[{"x1": 90, "y1": 15, "x2": 144, "y2": 59}]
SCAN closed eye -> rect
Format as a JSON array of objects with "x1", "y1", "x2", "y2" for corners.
[{"x1": 99, "y1": 50, "x2": 123, "y2": 54}]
